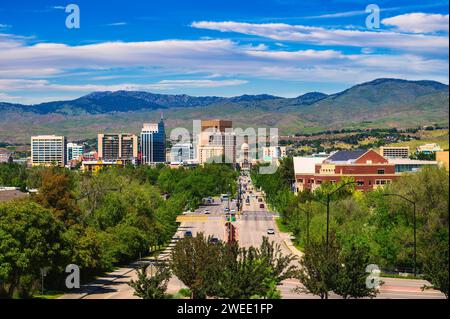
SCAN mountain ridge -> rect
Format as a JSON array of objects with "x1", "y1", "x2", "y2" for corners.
[{"x1": 0, "y1": 78, "x2": 448, "y2": 143}]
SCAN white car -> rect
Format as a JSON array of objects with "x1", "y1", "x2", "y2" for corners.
[
  {"x1": 267, "y1": 228, "x2": 275, "y2": 235},
  {"x1": 230, "y1": 209, "x2": 236, "y2": 214},
  {"x1": 204, "y1": 209, "x2": 210, "y2": 214}
]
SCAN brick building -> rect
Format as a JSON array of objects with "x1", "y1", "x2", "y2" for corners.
[{"x1": 295, "y1": 149, "x2": 399, "y2": 192}]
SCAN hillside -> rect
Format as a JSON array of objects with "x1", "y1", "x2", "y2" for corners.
[{"x1": 0, "y1": 78, "x2": 448, "y2": 143}]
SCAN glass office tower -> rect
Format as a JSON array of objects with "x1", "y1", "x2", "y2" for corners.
[{"x1": 141, "y1": 116, "x2": 166, "y2": 164}]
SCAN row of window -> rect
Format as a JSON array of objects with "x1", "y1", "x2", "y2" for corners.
[{"x1": 297, "y1": 178, "x2": 392, "y2": 186}]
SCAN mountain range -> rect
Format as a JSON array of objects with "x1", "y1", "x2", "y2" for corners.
[{"x1": 0, "y1": 78, "x2": 448, "y2": 144}]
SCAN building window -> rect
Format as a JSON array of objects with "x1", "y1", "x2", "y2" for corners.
[
  {"x1": 357, "y1": 181, "x2": 364, "y2": 186},
  {"x1": 377, "y1": 169, "x2": 385, "y2": 174}
]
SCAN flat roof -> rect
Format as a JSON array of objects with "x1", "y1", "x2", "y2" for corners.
[
  {"x1": 294, "y1": 157, "x2": 325, "y2": 175},
  {"x1": 388, "y1": 159, "x2": 438, "y2": 165}
]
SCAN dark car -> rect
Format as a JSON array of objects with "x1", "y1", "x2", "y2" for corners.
[
  {"x1": 184, "y1": 231, "x2": 193, "y2": 238},
  {"x1": 258, "y1": 198, "x2": 263, "y2": 202},
  {"x1": 209, "y1": 237, "x2": 220, "y2": 244},
  {"x1": 259, "y1": 203, "x2": 265, "y2": 209}
]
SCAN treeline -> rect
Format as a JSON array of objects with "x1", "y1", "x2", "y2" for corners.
[
  {"x1": 251, "y1": 163, "x2": 449, "y2": 297},
  {"x1": 0, "y1": 163, "x2": 237, "y2": 298}
]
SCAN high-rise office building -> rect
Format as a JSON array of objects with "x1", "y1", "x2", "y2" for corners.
[
  {"x1": 67, "y1": 142, "x2": 84, "y2": 161},
  {"x1": 197, "y1": 119, "x2": 236, "y2": 164},
  {"x1": 97, "y1": 133, "x2": 138, "y2": 163},
  {"x1": 140, "y1": 117, "x2": 166, "y2": 164},
  {"x1": 31, "y1": 135, "x2": 67, "y2": 166}
]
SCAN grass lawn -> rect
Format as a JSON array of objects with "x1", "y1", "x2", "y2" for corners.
[
  {"x1": 32, "y1": 290, "x2": 64, "y2": 299},
  {"x1": 275, "y1": 217, "x2": 290, "y2": 233}
]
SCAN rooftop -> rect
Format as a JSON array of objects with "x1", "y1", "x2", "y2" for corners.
[
  {"x1": 325, "y1": 149, "x2": 367, "y2": 163},
  {"x1": 294, "y1": 157, "x2": 325, "y2": 175},
  {"x1": 388, "y1": 158, "x2": 438, "y2": 165}
]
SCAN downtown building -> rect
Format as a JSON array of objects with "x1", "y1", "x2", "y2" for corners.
[
  {"x1": 97, "y1": 133, "x2": 138, "y2": 163},
  {"x1": 197, "y1": 119, "x2": 236, "y2": 165},
  {"x1": 262, "y1": 146, "x2": 287, "y2": 162},
  {"x1": 140, "y1": 117, "x2": 166, "y2": 164},
  {"x1": 170, "y1": 143, "x2": 194, "y2": 163},
  {"x1": 379, "y1": 146, "x2": 410, "y2": 159},
  {"x1": 31, "y1": 135, "x2": 67, "y2": 167},
  {"x1": 67, "y1": 142, "x2": 85, "y2": 161}
]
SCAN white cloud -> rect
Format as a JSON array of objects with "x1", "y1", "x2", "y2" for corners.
[
  {"x1": 0, "y1": 31, "x2": 448, "y2": 103},
  {"x1": 191, "y1": 21, "x2": 448, "y2": 53},
  {"x1": 382, "y1": 13, "x2": 449, "y2": 33},
  {"x1": 106, "y1": 22, "x2": 128, "y2": 26},
  {"x1": 0, "y1": 79, "x2": 247, "y2": 92}
]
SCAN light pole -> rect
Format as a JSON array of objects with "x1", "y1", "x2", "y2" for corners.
[
  {"x1": 383, "y1": 193, "x2": 417, "y2": 277},
  {"x1": 313, "y1": 181, "x2": 357, "y2": 249}
]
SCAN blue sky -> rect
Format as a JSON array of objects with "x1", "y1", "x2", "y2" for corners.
[{"x1": 0, "y1": 0, "x2": 448, "y2": 104}]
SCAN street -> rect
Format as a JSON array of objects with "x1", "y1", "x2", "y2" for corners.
[{"x1": 59, "y1": 173, "x2": 446, "y2": 299}]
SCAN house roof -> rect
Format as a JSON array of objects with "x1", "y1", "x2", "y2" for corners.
[
  {"x1": 294, "y1": 157, "x2": 325, "y2": 175},
  {"x1": 325, "y1": 150, "x2": 368, "y2": 163}
]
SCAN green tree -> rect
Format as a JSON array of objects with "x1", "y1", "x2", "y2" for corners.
[
  {"x1": 34, "y1": 169, "x2": 80, "y2": 226},
  {"x1": 170, "y1": 233, "x2": 222, "y2": 299},
  {"x1": 0, "y1": 200, "x2": 64, "y2": 298},
  {"x1": 332, "y1": 243, "x2": 378, "y2": 299},
  {"x1": 296, "y1": 233, "x2": 340, "y2": 299},
  {"x1": 129, "y1": 261, "x2": 171, "y2": 299}
]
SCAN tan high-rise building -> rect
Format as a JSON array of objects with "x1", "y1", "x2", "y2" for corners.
[
  {"x1": 31, "y1": 135, "x2": 66, "y2": 167},
  {"x1": 380, "y1": 146, "x2": 410, "y2": 159},
  {"x1": 200, "y1": 120, "x2": 233, "y2": 133},
  {"x1": 98, "y1": 133, "x2": 138, "y2": 163},
  {"x1": 197, "y1": 119, "x2": 236, "y2": 164}
]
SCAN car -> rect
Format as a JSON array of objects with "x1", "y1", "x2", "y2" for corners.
[
  {"x1": 209, "y1": 237, "x2": 220, "y2": 244},
  {"x1": 258, "y1": 198, "x2": 263, "y2": 202},
  {"x1": 224, "y1": 207, "x2": 230, "y2": 212},
  {"x1": 230, "y1": 209, "x2": 236, "y2": 214},
  {"x1": 259, "y1": 203, "x2": 265, "y2": 209},
  {"x1": 204, "y1": 209, "x2": 210, "y2": 214},
  {"x1": 267, "y1": 228, "x2": 275, "y2": 235},
  {"x1": 184, "y1": 231, "x2": 193, "y2": 238}
]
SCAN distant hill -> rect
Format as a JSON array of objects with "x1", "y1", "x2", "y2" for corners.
[{"x1": 0, "y1": 78, "x2": 448, "y2": 143}]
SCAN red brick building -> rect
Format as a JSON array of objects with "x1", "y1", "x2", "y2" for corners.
[{"x1": 295, "y1": 150, "x2": 399, "y2": 192}]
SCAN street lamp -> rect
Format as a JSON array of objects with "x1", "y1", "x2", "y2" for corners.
[
  {"x1": 383, "y1": 193, "x2": 417, "y2": 277},
  {"x1": 313, "y1": 181, "x2": 358, "y2": 249}
]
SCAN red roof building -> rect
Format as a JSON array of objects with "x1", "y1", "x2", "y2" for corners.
[{"x1": 295, "y1": 149, "x2": 399, "y2": 192}]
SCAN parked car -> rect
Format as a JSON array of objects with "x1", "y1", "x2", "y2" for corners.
[
  {"x1": 258, "y1": 198, "x2": 263, "y2": 202},
  {"x1": 184, "y1": 231, "x2": 193, "y2": 238},
  {"x1": 204, "y1": 209, "x2": 210, "y2": 214},
  {"x1": 259, "y1": 203, "x2": 265, "y2": 209},
  {"x1": 267, "y1": 228, "x2": 275, "y2": 235}
]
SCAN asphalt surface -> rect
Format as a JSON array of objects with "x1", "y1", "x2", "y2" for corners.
[{"x1": 60, "y1": 173, "x2": 446, "y2": 299}]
